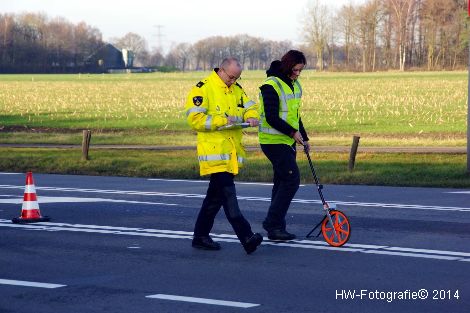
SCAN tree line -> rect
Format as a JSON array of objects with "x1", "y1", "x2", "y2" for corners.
[
  {"x1": 0, "y1": 13, "x2": 103, "y2": 73},
  {"x1": 1, "y1": 0, "x2": 469, "y2": 73},
  {"x1": 304, "y1": 0, "x2": 469, "y2": 71}
]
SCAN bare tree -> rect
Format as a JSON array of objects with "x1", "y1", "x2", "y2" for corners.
[
  {"x1": 388, "y1": 0, "x2": 417, "y2": 71},
  {"x1": 149, "y1": 49, "x2": 164, "y2": 67},
  {"x1": 173, "y1": 42, "x2": 193, "y2": 71},
  {"x1": 112, "y1": 32, "x2": 148, "y2": 66},
  {"x1": 337, "y1": 3, "x2": 358, "y2": 70},
  {"x1": 356, "y1": 0, "x2": 382, "y2": 71},
  {"x1": 303, "y1": 0, "x2": 330, "y2": 70}
]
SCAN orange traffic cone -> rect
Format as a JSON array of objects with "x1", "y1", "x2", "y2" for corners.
[{"x1": 12, "y1": 172, "x2": 50, "y2": 224}]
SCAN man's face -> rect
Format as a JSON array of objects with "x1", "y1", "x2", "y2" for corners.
[{"x1": 220, "y1": 65, "x2": 241, "y2": 87}]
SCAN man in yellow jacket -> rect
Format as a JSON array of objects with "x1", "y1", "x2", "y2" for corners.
[{"x1": 184, "y1": 57, "x2": 263, "y2": 254}]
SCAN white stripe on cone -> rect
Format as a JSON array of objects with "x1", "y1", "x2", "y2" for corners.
[{"x1": 24, "y1": 184, "x2": 36, "y2": 194}]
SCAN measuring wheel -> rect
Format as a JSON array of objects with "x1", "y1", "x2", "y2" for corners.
[{"x1": 321, "y1": 210, "x2": 351, "y2": 247}]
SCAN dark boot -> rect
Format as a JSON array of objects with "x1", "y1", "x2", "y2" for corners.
[
  {"x1": 192, "y1": 236, "x2": 221, "y2": 250},
  {"x1": 242, "y1": 233, "x2": 263, "y2": 254},
  {"x1": 266, "y1": 229, "x2": 296, "y2": 241}
]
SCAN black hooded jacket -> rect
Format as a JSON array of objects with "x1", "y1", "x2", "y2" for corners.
[{"x1": 259, "y1": 60, "x2": 309, "y2": 141}]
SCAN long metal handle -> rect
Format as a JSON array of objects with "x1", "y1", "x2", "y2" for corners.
[{"x1": 303, "y1": 144, "x2": 327, "y2": 206}]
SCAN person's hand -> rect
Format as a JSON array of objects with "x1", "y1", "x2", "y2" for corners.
[
  {"x1": 226, "y1": 115, "x2": 237, "y2": 125},
  {"x1": 245, "y1": 118, "x2": 259, "y2": 127},
  {"x1": 293, "y1": 131, "x2": 304, "y2": 146}
]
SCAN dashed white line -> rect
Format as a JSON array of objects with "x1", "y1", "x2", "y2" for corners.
[
  {"x1": 0, "y1": 196, "x2": 177, "y2": 206},
  {"x1": 384, "y1": 247, "x2": 470, "y2": 258},
  {"x1": 0, "y1": 278, "x2": 66, "y2": 289},
  {"x1": 146, "y1": 294, "x2": 260, "y2": 308},
  {"x1": 361, "y1": 250, "x2": 461, "y2": 261},
  {"x1": 148, "y1": 178, "x2": 306, "y2": 186},
  {"x1": 148, "y1": 178, "x2": 208, "y2": 183}
]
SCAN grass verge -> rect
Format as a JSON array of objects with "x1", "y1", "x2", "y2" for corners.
[
  {"x1": 0, "y1": 130, "x2": 466, "y2": 147},
  {"x1": 1, "y1": 148, "x2": 469, "y2": 188}
]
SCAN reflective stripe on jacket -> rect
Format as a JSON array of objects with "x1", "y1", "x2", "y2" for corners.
[
  {"x1": 184, "y1": 70, "x2": 258, "y2": 176},
  {"x1": 258, "y1": 76, "x2": 302, "y2": 145}
]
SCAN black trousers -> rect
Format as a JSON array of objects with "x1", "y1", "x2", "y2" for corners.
[
  {"x1": 260, "y1": 143, "x2": 300, "y2": 231},
  {"x1": 193, "y1": 172, "x2": 253, "y2": 243}
]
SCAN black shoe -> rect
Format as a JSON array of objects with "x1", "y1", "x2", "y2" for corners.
[
  {"x1": 192, "y1": 236, "x2": 221, "y2": 250},
  {"x1": 267, "y1": 229, "x2": 296, "y2": 241},
  {"x1": 243, "y1": 233, "x2": 263, "y2": 254}
]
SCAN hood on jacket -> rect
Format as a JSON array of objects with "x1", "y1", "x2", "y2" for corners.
[
  {"x1": 266, "y1": 60, "x2": 294, "y2": 88},
  {"x1": 266, "y1": 60, "x2": 281, "y2": 77}
]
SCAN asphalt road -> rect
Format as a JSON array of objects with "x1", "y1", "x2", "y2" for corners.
[{"x1": 1, "y1": 172, "x2": 469, "y2": 313}]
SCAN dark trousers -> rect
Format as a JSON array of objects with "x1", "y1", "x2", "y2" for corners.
[
  {"x1": 260, "y1": 143, "x2": 300, "y2": 231},
  {"x1": 193, "y1": 172, "x2": 253, "y2": 243}
]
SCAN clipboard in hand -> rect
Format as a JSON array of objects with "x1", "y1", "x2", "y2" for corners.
[{"x1": 217, "y1": 122, "x2": 251, "y2": 130}]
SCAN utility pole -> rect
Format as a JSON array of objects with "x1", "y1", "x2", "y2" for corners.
[{"x1": 153, "y1": 25, "x2": 164, "y2": 53}]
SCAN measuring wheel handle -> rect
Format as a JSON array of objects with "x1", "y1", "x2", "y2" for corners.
[{"x1": 302, "y1": 145, "x2": 352, "y2": 247}]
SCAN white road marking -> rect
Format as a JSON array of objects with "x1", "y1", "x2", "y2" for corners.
[
  {"x1": 0, "y1": 219, "x2": 468, "y2": 263},
  {"x1": 145, "y1": 294, "x2": 260, "y2": 308},
  {"x1": 148, "y1": 178, "x2": 305, "y2": 186},
  {"x1": 361, "y1": 250, "x2": 461, "y2": 261},
  {"x1": 384, "y1": 247, "x2": 470, "y2": 257},
  {"x1": 446, "y1": 191, "x2": 470, "y2": 194},
  {"x1": 148, "y1": 178, "x2": 209, "y2": 183},
  {"x1": 0, "y1": 278, "x2": 66, "y2": 288},
  {"x1": 0, "y1": 196, "x2": 177, "y2": 206},
  {"x1": 0, "y1": 184, "x2": 469, "y2": 212}
]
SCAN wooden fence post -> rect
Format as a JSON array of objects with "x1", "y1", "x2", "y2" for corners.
[
  {"x1": 82, "y1": 130, "x2": 91, "y2": 160},
  {"x1": 348, "y1": 135, "x2": 360, "y2": 172}
]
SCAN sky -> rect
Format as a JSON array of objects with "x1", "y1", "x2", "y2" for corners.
[{"x1": 3, "y1": 0, "x2": 366, "y2": 53}]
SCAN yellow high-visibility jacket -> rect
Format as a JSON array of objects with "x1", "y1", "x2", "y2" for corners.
[
  {"x1": 259, "y1": 76, "x2": 302, "y2": 146},
  {"x1": 184, "y1": 69, "x2": 259, "y2": 176}
]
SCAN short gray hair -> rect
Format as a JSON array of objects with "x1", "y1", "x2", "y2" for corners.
[{"x1": 220, "y1": 57, "x2": 241, "y2": 70}]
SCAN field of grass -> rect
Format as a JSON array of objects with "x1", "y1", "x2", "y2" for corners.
[
  {"x1": 0, "y1": 71, "x2": 469, "y2": 187},
  {"x1": 0, "y1": 71, "x2": 467, "y2": 147}
]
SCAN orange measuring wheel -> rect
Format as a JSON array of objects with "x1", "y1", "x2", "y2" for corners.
[
  {"x1": 321, "y1": 210, "x2": 351, "y2": 247},
  {"x1": 303, "y1": 144, "x2": 352, "y2": 247}
]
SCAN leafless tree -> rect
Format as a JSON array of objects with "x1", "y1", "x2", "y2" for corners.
[
  {"x1": 356, "y1": 0, "x2": 381, "y2": 71},
  {"x1": 337, "y1": 3, "x2": 358, "y2": 69},
  {"x1": 387, "y1": 0, "x2": 417, "y2": 71},
  {"x1": 302, "y1": 0, "x2": 330, "y2": 70}
]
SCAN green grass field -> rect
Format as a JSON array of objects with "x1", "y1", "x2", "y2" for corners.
[
  {"x1": 0, "y1": 71, "x2": 467, "y2": 146},
  {"x1": 1, "y1": 71, "x2": 469, "y2": 187}
]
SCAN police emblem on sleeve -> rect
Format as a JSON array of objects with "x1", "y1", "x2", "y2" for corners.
[{"x1": 193, "y1": 96, "x2": 203, "y2": 106}]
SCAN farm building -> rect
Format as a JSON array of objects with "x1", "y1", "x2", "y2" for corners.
[{"x1": 84, "y1": 44, "x2": 134, "y2": 73}]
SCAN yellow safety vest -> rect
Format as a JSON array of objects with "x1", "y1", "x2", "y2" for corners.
[
  {"x1": 184, "y1": 70, "x2": 259, "y2": 176},
  {"x1": 258, "y1": 76, "x2": 302, "y2": 145}
]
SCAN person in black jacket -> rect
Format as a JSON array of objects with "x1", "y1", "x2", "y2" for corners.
[{"x1": 258, "y1": 50, "x2": 309, "y2": 241}]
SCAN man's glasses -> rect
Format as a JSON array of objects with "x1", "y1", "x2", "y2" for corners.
[{"x1": 222, "y1": 68, "x2": 241, "y2": 82}]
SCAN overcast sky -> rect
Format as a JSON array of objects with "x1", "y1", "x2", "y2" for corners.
[{"x1": 3, "y1": 0, "x2": 366, "y2": 52}]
